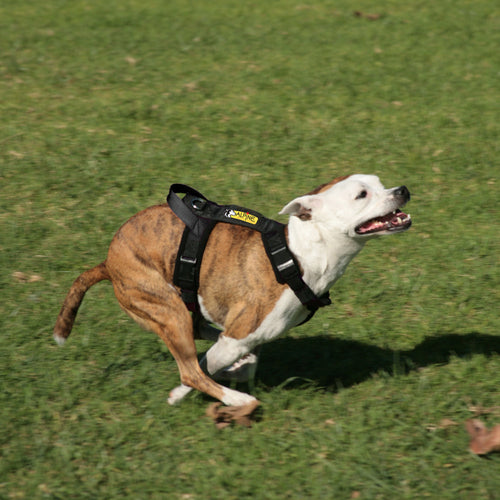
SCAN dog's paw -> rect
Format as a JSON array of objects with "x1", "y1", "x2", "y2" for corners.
[
  {"x1": 221, "y1": 387, "x2": 257, "y2": 407},
  {"x1": 168, "y1": 384, "x2": 192, "y2": 405},
  {"x1": 216, "y1": 352, "x2": 259, "y2": 383}
]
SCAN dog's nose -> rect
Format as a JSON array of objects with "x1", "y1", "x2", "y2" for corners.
[{"x1": 393, "y1": 185, "x2": 410, "y2": 202}]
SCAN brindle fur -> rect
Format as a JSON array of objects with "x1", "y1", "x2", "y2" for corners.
[{"x1": 54, "y1": 205, "x2": 287, "y2": 403}]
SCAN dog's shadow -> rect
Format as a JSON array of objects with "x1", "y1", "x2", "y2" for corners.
[{"x1": 255, "y1": 332, "x2": 500, "y2": 391}]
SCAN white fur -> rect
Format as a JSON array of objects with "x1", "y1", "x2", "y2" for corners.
[
  {"x1": 53, "y1": 334, "x2": 66, "y2": 346},
  {"x1": 281, "y1": 174, "x2": 409, "y2": 293},
  {"x1": 168, "y1": 384, "x2": 192, "y2": 405},
  {"x1": 286, "y1": 215, "x2": 364, "y2": 296},
  {"x1": 205, "y1": 335, "x2": 251, "y2": 374},
  {"x1": 218, "y1": 352, "x2": 259, "y2": 381},
  {"x1": 221, "y1": 387, "x2": 257, "y2": 406},
  {"x1": 281, "y1": 174, "x2": 400, "y2": 237}
]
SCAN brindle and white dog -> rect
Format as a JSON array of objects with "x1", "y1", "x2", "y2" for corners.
[{"x1": 54, "y1": 175, "x2": 411, "y2": 407}]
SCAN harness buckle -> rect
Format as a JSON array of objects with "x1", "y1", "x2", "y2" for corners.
[
  {"x1": 276, "y1": 259, "x2": 295, "y2": 272},
  {"x1": 270, "y1": 245, "x2": 287, "y2": 256}
]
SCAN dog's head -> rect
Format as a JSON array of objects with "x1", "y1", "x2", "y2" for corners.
[{"x1": 280, "y1": 174, "x2": 411, "y2": 239}]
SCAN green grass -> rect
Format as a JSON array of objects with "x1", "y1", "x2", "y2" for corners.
[{"x1": 1, "y1": 0, "x2": 499, "y2": 498}]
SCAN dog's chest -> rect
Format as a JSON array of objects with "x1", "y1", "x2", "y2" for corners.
[{"x1": 199, "y1": 288, "x2": 308, "y2": 346}]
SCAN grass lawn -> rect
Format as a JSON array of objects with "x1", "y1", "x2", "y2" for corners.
[{"x1": 1, "y1": 0, "x2": 498, "y2": 498}]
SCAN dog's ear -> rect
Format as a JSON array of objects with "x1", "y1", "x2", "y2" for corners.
[{"x1": 279, "y1": 195, "x2": 323, "y2": 221}]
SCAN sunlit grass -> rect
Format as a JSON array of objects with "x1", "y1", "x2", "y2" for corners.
[{"x1": 1, "y1": 0, "x2": 498, "y2": 498}]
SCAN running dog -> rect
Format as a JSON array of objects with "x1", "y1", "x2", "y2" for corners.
[{"x1": 54, "y1": 174, "x2": 411, "y2": 407}]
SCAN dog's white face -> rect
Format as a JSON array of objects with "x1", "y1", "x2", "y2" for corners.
[{"x1": 281, "y1": 174, "x2": 411, "y2": 239}]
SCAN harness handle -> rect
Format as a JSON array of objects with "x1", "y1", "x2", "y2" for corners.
[{"x1": 167, "y1": 184, "x2": 210, "y2": 238}]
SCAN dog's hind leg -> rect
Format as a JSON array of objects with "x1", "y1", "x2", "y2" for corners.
[
  {"x1": 114, "y1": 283, "x2": 257, "y2": 407},
  {"x1": 167, "y1": 335, "x2": 260, "y2": 406},
  {"x1": 170, "y1": 332, "x2": 261, "y2": 404},
  {"x1": 167, "y1": 314, "x2": 221, "y2": 404},
  {"x1": 168, "y1": 335, "x2": 257, "y2": 405},
  {"x1": 168, "y1": 346, "x2": 260, "y2": 405}
]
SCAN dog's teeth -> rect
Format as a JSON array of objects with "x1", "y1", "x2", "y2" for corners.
[{"x1": 396, "y1": 217, "x2": 402, "y2": 224}]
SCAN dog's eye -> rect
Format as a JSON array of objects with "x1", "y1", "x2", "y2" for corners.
[{"x1": 356, "y1": 190, "x2": 368, "y2": 200}]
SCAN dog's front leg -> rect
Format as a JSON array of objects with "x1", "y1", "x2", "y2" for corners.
[
  {"x1": 203, "y1": 334, "x2": 252, "y2": 375},
  {"x1": 193, "y1": 314, "x2": 261, "y2": 383}
]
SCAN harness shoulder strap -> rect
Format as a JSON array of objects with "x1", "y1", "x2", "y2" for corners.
[
  {"x1": 261, "y1": 224, "x2": 331, "y2": 320},
  {"x1": 167, "y1": 185, "x2": 217, "y2": 309},
  {"x1": 173, "y1": 218, "x2": 216, "y2": 310}
]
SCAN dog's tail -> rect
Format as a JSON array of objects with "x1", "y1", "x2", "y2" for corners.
[{"x1": 53, "y1": 262, "x2": 110, "y2": 345}]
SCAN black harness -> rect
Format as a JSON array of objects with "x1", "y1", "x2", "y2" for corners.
[{"x1": 167, "y1": 184, "x2": 331, "y2": 325}]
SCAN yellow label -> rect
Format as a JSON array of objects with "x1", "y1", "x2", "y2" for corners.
[{"x1": 225, "y1": 209, "x2": 259, "y2": 225}]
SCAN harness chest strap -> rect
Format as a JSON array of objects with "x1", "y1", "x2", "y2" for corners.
[{"x1": 167, "y1": 184, "x2": 331, "y2": 322}]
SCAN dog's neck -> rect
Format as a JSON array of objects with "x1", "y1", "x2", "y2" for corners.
[{"x1": 286, "y1": 216, "x2": 365, "y2": 296}]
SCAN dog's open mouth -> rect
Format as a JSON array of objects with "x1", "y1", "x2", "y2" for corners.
[{"x1": 355, "y1": 209, "x2": 412, "y2": 235}]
